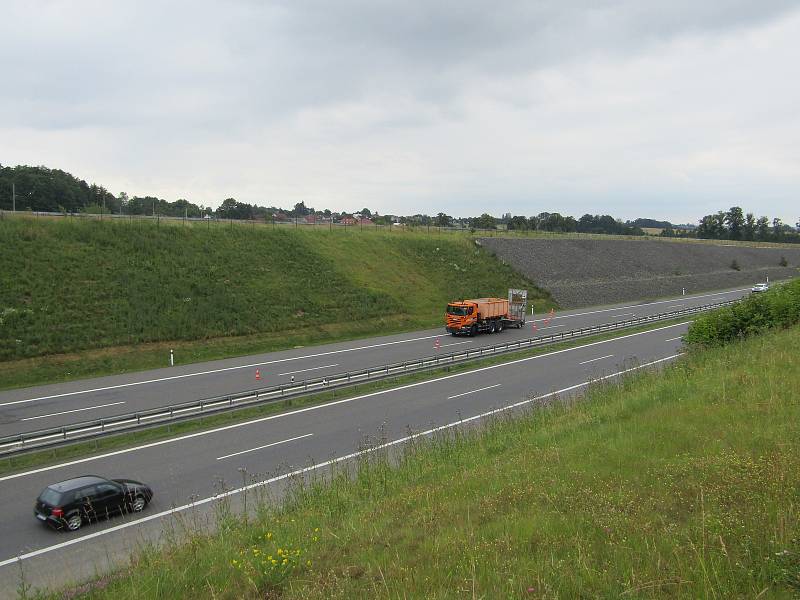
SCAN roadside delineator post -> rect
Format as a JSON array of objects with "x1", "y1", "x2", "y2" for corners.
[
  {"x1": 170, "y1": 349, "x2": 174, "y2": 367},
  {"x1": 255, "y1": 369, "x2": 261, "y2": 381}
]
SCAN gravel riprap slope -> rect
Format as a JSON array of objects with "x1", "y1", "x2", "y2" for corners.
[{"x1": 478, "y1": 238, "x2": 800, "y2": 307}]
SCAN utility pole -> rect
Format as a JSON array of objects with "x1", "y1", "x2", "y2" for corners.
[{"x1": 12, "y1": 183, "x2": 15, "y2": 211}]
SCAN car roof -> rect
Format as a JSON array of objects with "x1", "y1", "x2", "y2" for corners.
[{"x1": 46, "y1": 475, "x2": 108, "y2": 492}]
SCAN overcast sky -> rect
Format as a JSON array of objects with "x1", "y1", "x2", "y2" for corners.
[{"x1": 1, "y1": 1, "x2": 798, "y2": 223}]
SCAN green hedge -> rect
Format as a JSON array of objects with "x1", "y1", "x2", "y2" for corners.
[{"x1": 685, "y1": 278, "x2": 800, "y2": 345}]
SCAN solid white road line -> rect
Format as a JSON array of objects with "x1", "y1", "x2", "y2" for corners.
[
  {"x1": 441, "y1": 340, "x2": 473, "y2": 347},
  {"x1": 538, "y1": 324, "x2": 564, "y2": 329},
  {"x1": 20, "y1": 402, "x2": 126, "y2": 422},
  {"x1": 0, "y1": 321, "x2": 691, "y2": 483},
  {"x1": 665, "y1": 336, "x2": 683, "y2": 342},
  {"x1": 548, "y1": 288, "x2": 747, "y2": 321},
  {"x1": 0, "y1": 334, "x2": 445, "y2": 408},
  {"x1": 610, "y1": 313, "x2": 635, "y2": 318},
  {"x1": 0, "y1": 353, "x2": 680, "y2": 569},
  {"x1": 277, "y1": 364, "x2": 338, "y2": 377},
  {"x1": 447, "y1": 384, "x2": 502, "y2": 399},
  {"x1": 216, "y1": 433, "x2": 313, "y2": 461},
  {"x1": 579, "y1": 354, "x2": 614, "y2": 365}
]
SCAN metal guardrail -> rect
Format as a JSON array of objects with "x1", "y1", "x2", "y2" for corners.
[{"x1": 0, "y1": 299, "x2": 736, "y2": 456}]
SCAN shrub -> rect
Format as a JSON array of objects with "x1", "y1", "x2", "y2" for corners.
[{"x1": 684, "y1": 278, "x2": 800, "y2": 345}]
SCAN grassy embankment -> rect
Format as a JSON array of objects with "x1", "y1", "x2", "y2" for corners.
[
  {"x1": 42, "y1": 322, "x2": 799, "y2": 598},
  {"x1": 0, "y1": 218, "x2": 548, "y2": 389}
]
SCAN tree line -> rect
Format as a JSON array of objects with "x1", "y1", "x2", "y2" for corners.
[
  {"x1": 2, "y1": 165, "x2": 797, "y2": 241},
  {"x1": 665, "y1": 206, "x2": 800, "y2": 244}
]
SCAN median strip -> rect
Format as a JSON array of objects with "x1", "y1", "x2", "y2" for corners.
[{"x1": 0, "y1": 322, "x2": 691, "y2": 482}]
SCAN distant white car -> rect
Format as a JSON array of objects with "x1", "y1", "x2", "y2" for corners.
[{"x1": 751, "y1": 283, "x2": 769, "y2": 293}]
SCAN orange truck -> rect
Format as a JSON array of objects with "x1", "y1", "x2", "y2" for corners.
[{"x1": 445, "y1": 289, "x2": 527, "y2": 336}]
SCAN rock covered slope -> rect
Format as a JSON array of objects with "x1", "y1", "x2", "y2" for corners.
[{"x1": 478, "y1": 237, "x2": 800, "y2": 307}]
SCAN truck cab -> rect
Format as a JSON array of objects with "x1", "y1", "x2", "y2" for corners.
[{"x1": 446, "y1": 302, "x2": 478, "y2": 335}]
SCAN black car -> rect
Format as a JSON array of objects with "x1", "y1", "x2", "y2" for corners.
[{"x1": 34, "y1": 475, "x2": 153, "y2": 531}]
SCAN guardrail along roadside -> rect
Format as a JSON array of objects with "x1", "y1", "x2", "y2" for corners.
[{"x1": 0, "y1": 299, "x2": 736, "y2": 457}]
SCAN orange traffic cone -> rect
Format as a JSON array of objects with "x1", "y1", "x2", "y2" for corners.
[{"x1": 255, "y1": 368, "x2": 261, "y2": 381}]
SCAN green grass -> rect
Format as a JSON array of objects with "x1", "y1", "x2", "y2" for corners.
[
  {"x1": 0, "y1": 218, "x2": 549, "y2": 389},
  {"x1": 40, "y1": 324, "x2": 800, "y2": 599}
]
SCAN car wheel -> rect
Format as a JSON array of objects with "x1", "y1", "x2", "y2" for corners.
[
  {"x1": 489, "y1": 321, "x2": 496, "y2": 333},
  {"x1": 131, "y1": 495, "x2": 146, "y2": 512},
  {"x1": 66, "y1": 513, "x2": 82, "y2": 531},
  {"x1": 496, "y1": 320, "x2": 504, "y2": 333},
  {"x1": 469, "y1": 325, "x2": 478, "y2": 337}
]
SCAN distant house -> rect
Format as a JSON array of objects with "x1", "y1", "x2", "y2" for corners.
[
  {"x1": 272, "y1": 211, "x2": 290, "y2": 222},
  {"x1": 358, "y1": 217, "x2": 373, "y2": 226},
  {"x1": 340, "y1": 215, "x2": 357, "y2": 225},
  {"x1": 304, "y1": 214, "x2": 318, "y2": 224}
]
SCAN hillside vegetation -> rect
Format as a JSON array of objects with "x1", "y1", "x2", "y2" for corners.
[
  {"x1": 0, "y1": 218, "x2": 546, "y2": 364},
  {"x1": 53, "y1": 324, "x2": 800, "y2": 599},
  {"x1": 685, "y1": 277, "x2": 800, "y2": 345}
]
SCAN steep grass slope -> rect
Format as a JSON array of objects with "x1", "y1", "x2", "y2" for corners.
[{"x1": 0, "y1": 218, "x2": 547, "y2": 362}]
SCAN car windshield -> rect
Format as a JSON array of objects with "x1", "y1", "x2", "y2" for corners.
[
  {"x1": 38, "y1": 487, "x2": 64, "y2": 506},
  {"x1": 447, "y1": 305, "x2": 469, "y2": 316}
]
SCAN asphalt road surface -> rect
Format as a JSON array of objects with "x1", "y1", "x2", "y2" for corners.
[
  {"x1": 0, "y1": 287, "x2": 750, "y2": 437},
  {"x1": 0, "y1": 312, "x2": 699, "y2": 596}
]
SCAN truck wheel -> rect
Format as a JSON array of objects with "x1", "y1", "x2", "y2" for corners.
[
  {"x1": 470, "y1": 325, "x2": 478, "y2": 337},
  {"x1": 497, "y1": 320, "x2": 504, "y2": 333}
]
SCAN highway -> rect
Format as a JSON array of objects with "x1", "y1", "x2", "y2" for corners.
[
  {"x1": 0, "y1": 287, "x2": 749, "y2": 436},
  {"x1": 0, "y1": 311, "x2": 698, "y2": 595}
]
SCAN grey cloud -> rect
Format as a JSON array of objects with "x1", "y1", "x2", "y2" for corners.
[
  {"x1": 0, "y1": 1, "x2": 798, "y2": 222},
  {"x1": 4, "y1": 1, "x2": 797, "y2": 131}
]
